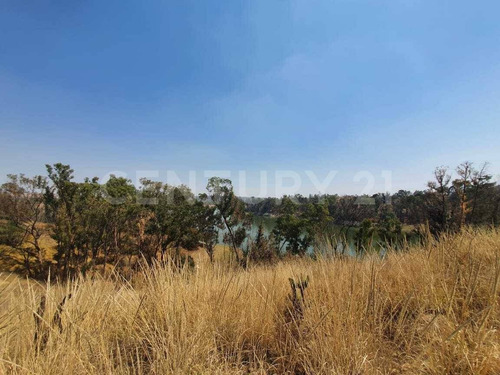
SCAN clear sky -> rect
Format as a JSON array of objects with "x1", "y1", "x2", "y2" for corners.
[{"x1": 1, "y1": 0, "x2": 499, "y2": 196}]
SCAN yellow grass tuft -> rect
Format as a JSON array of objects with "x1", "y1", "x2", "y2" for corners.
[{"x1": 1, "y1": 228, "x2": 499, "y2": 374}]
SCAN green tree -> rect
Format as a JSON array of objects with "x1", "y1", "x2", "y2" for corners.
[
  {"x1": 100, "y1": 176, "x2": 138, "y2": 269},
  {"x1": 205, "y1": 177, "x2": 249, "y2": 263},
  {"x1": 140, "y1": 180, "x2": 202, "y2": 265},
  {"x1": 247, "y1": 223, "x2": 275, "y2": 263},
  {"x1": 273, "y1": 207, "x2": 312, "y2": 257},
  {"x1": 44, "y1": 163, "x2": 81, "y2": 277},
  {"x1": 355, "y1": 219, "x2": 374, "y2": 254},
  {"x1": 194, "y1": 200, "x2": 221, "y2": 263},
  {"x1": 377, "y1": 207, "x2": 403, "y2": 248},
  {"x1": 0, "y1": 174, "x2": 48, "y2": 277}
]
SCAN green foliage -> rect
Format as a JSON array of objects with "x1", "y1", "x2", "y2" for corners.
[
  {"x1": 355, "y1": 219, "x2": 373, "y2": 254},
  {"x1": 247, "y1": 223, "x2": 275, "y2": 263},
  {"x1": 273, "y1": 212, "x2": 312, "y2": 256},
  {"x1": 0, "y1": 220, "x2": 24, "y2": 248},
  {"x1": 204, "y1": 177, "x2": 250, "y2": 263},
  {"x1": 140, "y1": 180, "x2": 206, "y2": 263},
  {"x1": 194, "y1": 201, "x2": 221, "y2": 263},
  {"x1": 0, "y1": 173, "x2": 48, "y2": 277},
  {"x1": 376, "y1": 207, "x2": 403, "y2": 248},
  {"x1": 1, "y1": 160, "x2": 499, "y2": 279},
  {"x1": 44, "y1": 163, "x2": 80, "y2": 276}
]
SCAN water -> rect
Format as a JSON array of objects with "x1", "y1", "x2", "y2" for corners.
[
  {"x1": 217, "y1": 216, "x2": 275, "y2": 246},
  {"x1": 218, "y1": 216, "x2": 419, "y2": 256},
  {"x1": 218, "y1": 216, "x2": 358, "y2": 254}
]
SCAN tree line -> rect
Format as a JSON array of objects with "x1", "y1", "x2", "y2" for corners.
[
  {"x1": 0, "y1": 164, "x2": 250, "y2": 278},
  {"x1": 248, "y1": 162, "x2": 499, "y2": 235},
  {"x1": 0, "y1": 162, "x2": 498, "y2": 279}
]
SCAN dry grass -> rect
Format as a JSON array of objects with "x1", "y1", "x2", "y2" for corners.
[{"x1": 1, "y1": 228, "x2": 499, "y2": 374}]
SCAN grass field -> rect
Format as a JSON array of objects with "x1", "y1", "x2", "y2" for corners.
[{"x1": 1, "y1": 228, "x2": 499, "y2": 374}]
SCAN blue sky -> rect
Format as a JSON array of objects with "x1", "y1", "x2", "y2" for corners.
[{"x1": 1, "y1": 0, "x2": 499, "y2": 196}]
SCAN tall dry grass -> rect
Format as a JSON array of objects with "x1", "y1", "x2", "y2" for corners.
[{"x1": 1, "y1": 228, "x2": 499, "y2": 374}]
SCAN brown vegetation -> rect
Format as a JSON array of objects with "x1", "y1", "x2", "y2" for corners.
[{"x1": 1, "y1": 228, "x2": 499, "y2": 374}]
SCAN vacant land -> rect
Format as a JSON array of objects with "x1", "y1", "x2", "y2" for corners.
[{"x1": 1, "y1": 229, "x2": 499, "y2": 374}]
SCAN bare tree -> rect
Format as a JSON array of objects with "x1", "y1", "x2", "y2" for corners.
[
  {"x1": 453, "y1": 162, "x2": 473, "y2": 229},
  {"x1": 427, "y1": 166, "x2": 452, "y2": 232}
]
